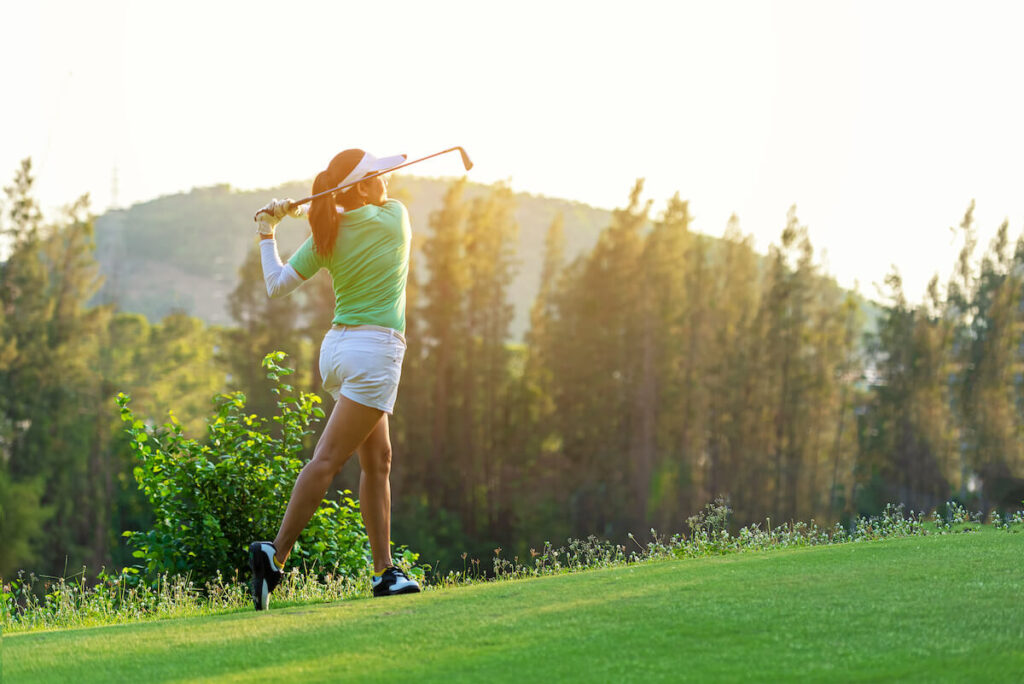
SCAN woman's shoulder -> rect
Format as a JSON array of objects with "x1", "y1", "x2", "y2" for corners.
[{"x1": 380, "y1": 199, "x2": 410, "y2": 223}]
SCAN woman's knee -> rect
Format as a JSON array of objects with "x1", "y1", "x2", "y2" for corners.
[
  {"x1": 362, "y1": 444, "x2": 392, "y2": 479},
  {"x1": 311, "y1": 440, "x2": 352, "y2": 477}
]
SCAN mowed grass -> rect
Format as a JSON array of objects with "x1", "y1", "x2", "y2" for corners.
[{"x1": 5, "y1": 529, "x2": 1023, "y2": 683}]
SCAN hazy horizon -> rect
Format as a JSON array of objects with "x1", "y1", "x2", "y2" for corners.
[{"x1": 4, "y1": 0, "x2": 1023, "y2": 304}]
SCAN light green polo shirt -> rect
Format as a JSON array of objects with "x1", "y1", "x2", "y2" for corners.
[{"x1": 288, "y1": 199, "x2": 411, "y2": 333}]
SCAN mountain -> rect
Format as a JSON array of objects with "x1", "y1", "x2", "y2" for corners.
[{"x1": 93, "y1": 176, "x2": 880, "y2": 340}]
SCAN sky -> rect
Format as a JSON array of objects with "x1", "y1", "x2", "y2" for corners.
[{"x1": 3, "y1": 0, "x2": 1023, "y2": 303}]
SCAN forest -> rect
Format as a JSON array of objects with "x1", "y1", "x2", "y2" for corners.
[{"x1": 2, "y1": 157, "x2": 1023, "y2": 580}]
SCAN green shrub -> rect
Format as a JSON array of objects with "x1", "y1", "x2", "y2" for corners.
[{"x1": 117, "y1": 352, "x2": 370, "y2": 586}]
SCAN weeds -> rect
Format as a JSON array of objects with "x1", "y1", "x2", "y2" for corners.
[
  {"x1": 4, "y1": 500, "x2": 1021, "y2": 634},
  {"x1": 1, "y1": 565, "x2": 356, "y2": 633},
  {"x1": 424, "y1": 499, "x2": 1019, "y2": 590}
]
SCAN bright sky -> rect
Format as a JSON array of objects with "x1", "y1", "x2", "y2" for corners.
[{"x1": 4, "y1": 0, "x2": 1023, "y2": 303}]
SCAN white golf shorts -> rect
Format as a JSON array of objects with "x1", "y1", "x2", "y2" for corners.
[{"x1": 319, "y1": 325, "x2": 406, "y2": 414}]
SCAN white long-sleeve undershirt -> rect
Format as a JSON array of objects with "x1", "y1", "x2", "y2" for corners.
[{"x1": 259, "y1": 238, "x2": 304, "y2": 298}]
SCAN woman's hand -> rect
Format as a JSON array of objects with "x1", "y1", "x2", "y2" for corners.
[{"x1": 255, "y1": 199, "x2": 305, "y2": 237}]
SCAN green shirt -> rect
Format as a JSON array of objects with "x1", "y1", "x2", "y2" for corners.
[{"x1": 288, "y1": 200, "x2": 411, "y2": 333}]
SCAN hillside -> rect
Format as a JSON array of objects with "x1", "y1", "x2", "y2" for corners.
[
  {"x1": 6, "y1": 530, "x2": 1021, "y2": 682},
  {"x1": 93, "y1": 176, "x2": 612, "y2": 339}
]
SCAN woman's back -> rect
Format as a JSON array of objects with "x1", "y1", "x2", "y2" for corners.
[{"x1": 288, "y1": 199, "x2": 411, "y2": 333}]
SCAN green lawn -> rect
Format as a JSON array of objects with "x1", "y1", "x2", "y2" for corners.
[{"x1": 5, "y1": 529, "x2": 1023, "y2": 683}]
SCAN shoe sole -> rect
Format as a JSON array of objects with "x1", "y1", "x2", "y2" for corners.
[{"x1": 373, "y1": 584, "x2": 421, "y2": 597}]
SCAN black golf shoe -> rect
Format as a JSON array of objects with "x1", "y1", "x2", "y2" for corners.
[
  {"x1": 371, "y1": 566, "x2": 421, "y2": 597},
  {"x1": 249, "y1": 541, "x2": 284, "y2": 610}
]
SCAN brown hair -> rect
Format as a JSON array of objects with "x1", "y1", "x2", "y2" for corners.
[{"x1": 308, "y1": 149, "x2": 369, "y2": 256}]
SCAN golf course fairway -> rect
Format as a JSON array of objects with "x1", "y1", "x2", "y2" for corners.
[{"x1": 5, "y1": 529, "x2": 1022, "y2": 682}]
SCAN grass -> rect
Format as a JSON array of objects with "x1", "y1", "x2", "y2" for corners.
[
  {"x1": 4, "y1": 500, "x2": 984, "y2": 634},
  {"x1": 4, "y1": 527, "x2": 1022, "y2": 683}
]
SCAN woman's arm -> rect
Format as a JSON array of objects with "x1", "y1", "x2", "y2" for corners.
[
  {"x1": 260, "y1": 238, "x2": 306, "y2": 298},
  {"x1": 254, "y1": 198, "x2": 309, "y2": 298}
]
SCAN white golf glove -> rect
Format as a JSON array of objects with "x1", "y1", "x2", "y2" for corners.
[{"x1": 255, "y1": 199, "x2": 305, "y2": 236}]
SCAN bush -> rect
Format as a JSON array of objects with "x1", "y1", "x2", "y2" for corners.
[{"x1": 117, "y1": 352, "x2": 370, "y2": 586}]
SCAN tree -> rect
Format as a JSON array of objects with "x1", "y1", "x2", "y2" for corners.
[
  {"x1": 462, "y1": 183, "x2": 519, "y2": 535},
  {"x1": 752, "y1": 207, "x2": 855, "y2": 521},
  {"x1": 756, "y1": 209, "x2": 815, "y2": 520},
  {"x1": 416, "y1": 177, "x2": 471, "y2": 518},
  {"x1": 0, "y1": 160, "x2": 112, "y2": 571},
  {"x1": 0, "y1": 471, "x2": 49, "y2": 578},
  {"x1": 861, "y1": 268, "x2": 957, "y2": 515},
  {"x1": 401, "y1": 178, "x2": 520, "y2": 551},
  {"x1": 959, "y1": 215, "x2": 1024, "y2": 509},
  {"x1": 633, "y1": 194, "x2": 693, "y2": 529},
  {"x1": 544, "y1": 180, "x2": 648, "y2": 537},
  {"x1": 703, "y1": 215, "x2": 764, "y2": 523},
  {"x1": 223, "y1": 242, "x2": 306, "y2": 420}
]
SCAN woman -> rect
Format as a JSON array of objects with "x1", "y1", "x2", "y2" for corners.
[{"x1": 248, "y1": 148, "x2": 420, "y2": 610}]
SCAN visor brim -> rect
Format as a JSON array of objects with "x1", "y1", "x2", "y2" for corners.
[
  {"x1": 366, "y1": 153, "x2": 407, "y2": 174},
  {"x1": 338, "y1": 152, "x2": 407, "y2": 189}
]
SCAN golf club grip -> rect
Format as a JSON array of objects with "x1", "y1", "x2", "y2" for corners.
[{"x1": 253, "y1": 147, "x2": 471, "y2": 221}]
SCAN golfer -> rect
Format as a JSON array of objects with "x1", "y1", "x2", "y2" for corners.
[{"x1": 248, "y1": 148, "x2": 420, "y2": 610}]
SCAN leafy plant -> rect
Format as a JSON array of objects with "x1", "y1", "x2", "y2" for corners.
[{"x1": 117, "y1": 352, "x2": 370, "y2": 586}]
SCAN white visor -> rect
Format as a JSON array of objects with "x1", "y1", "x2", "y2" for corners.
[{"x1": 337, "y1": 152, "x2": 407, "y2": 190}]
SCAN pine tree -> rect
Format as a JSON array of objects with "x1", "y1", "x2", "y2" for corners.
[
  {"x1": 46, "y1": 196, "x2": 112, "y2": 567},
  {"x1": 962, "y1": 218, "x2": 1024, "y2": 508},
  {"x1": 758, "y1": 209, "x2": 804, "y2": 520},
  {"x1": 0, "y1": 160, "x2": 115, "y2": 570},
  {"x1": 417, "y1": 178, "x2": 471, "y2": 518},
  {"x1": 862, "y1": 268, "x2": 957, "y2": 515},
  {"x1": 756, "y1": 207, "x2": 843, "y2": 521},
  {"x1": 524, "y1": 213, "x2": 565, "y2": 428},
  {"x1": 947, "y1": 201, "x2": 978, "y2": 498},
  {"x1": 634, "y1": 194, "x2": 692, "y2": 528},
  {"x1": 462, "y1": 183, "x2": 519, "y2": 534},
  {"x1": 0, "y1": 163, "x2": 50, "y2": 576},
  {"x1": 546, "y1": 180, "x2": 648, "y2": 536},
  {"x1": 518, "y1": 214, "x2": 569, "y2": 544},
  {"x1": 705, "y1": 215, "x2": 763, "y2": 522}
]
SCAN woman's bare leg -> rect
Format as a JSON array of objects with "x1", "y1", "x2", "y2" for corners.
[
  {"x1": 357, "y1": 415, "x2": 393, "y2": 573},
  {"x1": 273, "y1": 395, "x2": 384, "y2": 564}
]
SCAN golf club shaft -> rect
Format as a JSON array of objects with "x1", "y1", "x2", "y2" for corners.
[{"x1": 254, "y1": 146, "x2": 472, "y2": 220}]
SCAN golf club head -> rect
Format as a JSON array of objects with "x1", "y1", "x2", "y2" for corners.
[{"x1": 458, "y1": 147, "x2": 474, "y2": 171}]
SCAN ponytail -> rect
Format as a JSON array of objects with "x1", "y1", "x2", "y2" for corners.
[
  {"x1": 307, "y1": 148, "x2": 369, "y2": 257},
  {"x1": 308, "y1": 169, "x2": 339, "y2": 257}
]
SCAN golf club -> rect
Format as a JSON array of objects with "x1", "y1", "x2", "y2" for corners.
[{"x1": 254, "y1": 146, "x2": 473, "y2": 221}]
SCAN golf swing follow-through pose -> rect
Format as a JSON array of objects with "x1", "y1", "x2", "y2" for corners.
[{"x1": 248, "y1": 146, "x2": 471, "y2": 610}]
